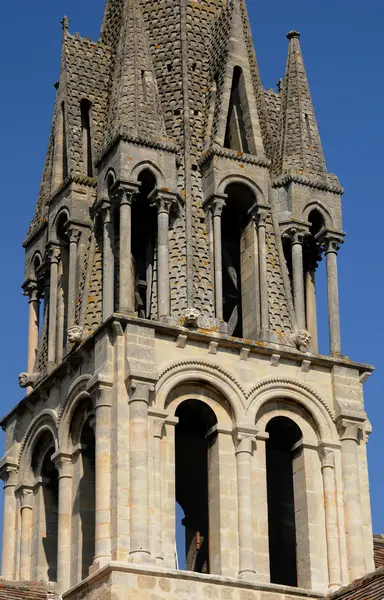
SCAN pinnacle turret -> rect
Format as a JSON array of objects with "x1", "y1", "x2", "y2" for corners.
[{"x1": 272, "y1": 30, "x2": 327, "y2": 178}]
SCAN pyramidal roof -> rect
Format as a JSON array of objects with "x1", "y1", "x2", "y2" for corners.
[
  {"x1": 272, "y1": 31, "x2": 327, "y2": 179},
  {"x1": 103, "y1": 0, "x2": 167, "y2": 146}
]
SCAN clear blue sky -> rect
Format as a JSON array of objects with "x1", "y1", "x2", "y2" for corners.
[{"x1": 0, "y1": 0, "x2": 383, "y2": 553}]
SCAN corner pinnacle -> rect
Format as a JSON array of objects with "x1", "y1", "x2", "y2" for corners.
[
  {"x1": 61, "y1": 16, "x2": 70, "y2": 33},
  {"x1": 287, "y1": 30, "x2": 300, "y2": 41}
]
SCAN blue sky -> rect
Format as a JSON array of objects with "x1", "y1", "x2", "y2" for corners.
[{"x1": 0, "y1": 0, "x2": 383, "y2": 553}]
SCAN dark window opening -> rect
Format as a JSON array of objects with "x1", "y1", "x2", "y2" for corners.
[
  {"x1": 61, "y1": 102, "x2": 68, "y2": 180},
  {"x1": 175, "y1": 400, "x2": 217, "y2": 574},
  {"x1": 266, "y1": 416, "x2": 302, "y2": 587},
  {"x1": 221, "y1": 183, "x2": 256, "y2": 338},
  {"x1": 79, "y1": 417, "x2": 96, "y2": 579},
  {"x1": 224, "y1": 67, "x2": 249, "y2": 153},
  {"x1": 132, "y1": 169, "x2": 157, "y2": 318},
  {"x1": 56, "y1": 213, "x2": 69, "y2": 351},
  {"x1": 80, "y1": 99, "x2": 93, "y2": 177}
]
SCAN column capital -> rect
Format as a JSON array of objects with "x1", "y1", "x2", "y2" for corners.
[
  {"x1": 47, "y1": 243, "x2": 61, "y2": 264},
  {"x1": 282, "y1": 222, "x2": 310, "y2": 245},
  {"x1": 149, "y1": 409, "x2": 178, "y2": 437},
  {"x1": 319, "y1": 447, "x2": 335, "y2": 469},
  {"x1": 150, "y1": 188, "x2": 183, "y2": 216},
  {"x1": 52, "y1": 452, "x2": 73, "y2": 478},
  {"x1": 204, "y1": 194, "x2": 227, "y2": 218},
  {"x1": 0, "y1": 458, "x2": 18, "y2": 486},
  {"x1": 250, "y1": 203, "x2": 271, "y2": 227},
  {"x1": 94, "y1": 197, "x2": 113, "y2": 223},
  {"x1": 338, "y1": 418, "x2": 364, "y2": 442},
  {"x1": 22, "y1": 279, "x2": 39, "y2": 303},
  {"x1": 16, "y1": 485, "x2": 34, "y2": 509},
  {"x1": 87, "y1": 374, "x2": 113, "y2": 408},
  {"x1": 233, "y1": 426, "x2": 258, "y2": 454},
  {"x1": 128, "y1": 379, "x2": 155, "y2": 405},
  {"x1": 66, "y1": 224, "x2": 82, "y2": 245},
  {"x1": 113, "y1": 181, "x2": 141, "y2": 206},
  {"x1": 317, "y1": 229, "x2": 345, "y2": 255}
]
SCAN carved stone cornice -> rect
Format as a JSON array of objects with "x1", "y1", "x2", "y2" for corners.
[
  {"x1": 198, "y1": 145, "x2": 271, "y2": 169},
  {"x1": 272, "y1": 172, "x2": 344, "y2": 195},
  {"x1": 95, "y1": 130, "x2": 179, "y2": 167}
]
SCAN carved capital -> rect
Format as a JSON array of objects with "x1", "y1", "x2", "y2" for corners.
[
  {"x1": 95, "y1": 198, "x2": 113, "y2": 225},
  {"x1": 233, "y1": 426, "x2": 258, "y2": 455},
  {"x1": 87, "y1": 374, "x2": 113, "y2": 409},
  {"x1": 283, "y1": 224, "x2": 309, "y2": 246},
  {"x1": 338, "y1": 419, "x2": 363, "y2": 443},
  {"x1": 18, "y1": 486, "x2": 34, "y2": 510},
  {"x1": 114, "y1": 183, "x2": 140, "y2": 207},
  {"x1": 52, "y1": 452, "x2": 73, "y2": 478},
  {"x1": 47, "y1": 244, "x2": 61, "y2": 264},
  {"x1": 317, "y1": 230, "x2": 345, "y2": 255},
  {"x1": 22, "y1": 280, "x2": 39, "y2": 303},
  {"x1": 150, "y1": 188, "x2": 181, "y2": 217},
  {"x1": 67, "y1": 225, "x2": 82, "y2": 245},
  {"x1": 128, "y1": 380, "x2": 155, "y2": 405},
  {"x1": 0, "y1": 460, "x2": 19, "y2": 487},
  {"x1": 319, "y1": 448, "x2": 335, "y2": 469},
  {"x1": 207, "y1": 194, "x2": 227, "y2": 219},
  {"x1": 251, "y1": 204, "x2": 270, "y2": 227}
]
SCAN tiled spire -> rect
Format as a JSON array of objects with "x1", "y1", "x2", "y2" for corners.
[
  {"x1": 104, "y1": 0, "x2": 167, "y2": 145},
  {"x1": 272, "y1": 31, "x2": 327, "y2": 178}
]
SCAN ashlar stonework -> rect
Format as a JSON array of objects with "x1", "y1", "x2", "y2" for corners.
[{"x1": 1, "y1": 1, "x2": 379, "y2": 600}]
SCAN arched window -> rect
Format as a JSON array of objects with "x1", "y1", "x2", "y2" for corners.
[
  {"x1": 304, "y1": 210, "x2": 326, "y2": 352},
  {"x1": 131, "y1": 169, "x2": 157, "y2": 318},
  {"x1": 175, "y1": 400, "x2": 218, "y2": 573},
  {"x1": 80, "y1": 99, "x2": 93, "y2": 178},
  {"x1": 56, "y1": 213, "x2": 69, "y2": 361},
  {"x1": 224, "y1": 67, "x2": 249, "y2": 153},
  {"x1": 31, "y1": 432, "x2": 58, "y2": 582},
  {"x1": 70, "y1": 401, "x2": 95, "y2": 585},
  {"x1": 221, "y1": 183, "x2": 257, "y2": 338},
  {"x1": 266, "y1": 416, "x2": 302, "y2": 587}
]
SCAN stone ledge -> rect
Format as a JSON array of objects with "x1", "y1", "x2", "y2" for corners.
[{"x1": 63, "y1": 561, "x2": 325, "y2": 600}]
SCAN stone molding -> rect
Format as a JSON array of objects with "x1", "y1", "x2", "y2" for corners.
[
  {"x1": 18, "y1": 409, "x2": 58, "y2": 466},
  {"x1": 57, "y1": 374, "x2": 92, "y2": 425},
  {"x1": 272, "y1": 172, "x2": 344, "y2": 195}
]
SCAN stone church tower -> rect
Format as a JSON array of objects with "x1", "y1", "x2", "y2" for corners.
[{"x1": 0, "y1": 1, "x2": 375, "y2": 599}]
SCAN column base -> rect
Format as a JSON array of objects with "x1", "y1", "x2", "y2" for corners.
[
  {"x1": 238, "y1": 570, "x2": 257, "y2": 581},
  {"x1": 129, "y1": 551, "x2": 156, "y2": 565},
  {"x1": 89, "y1": 556, "x2": 111, "y2": 574}
]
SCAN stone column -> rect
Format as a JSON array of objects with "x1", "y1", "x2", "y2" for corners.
[
  {"x1": 339, "y1": 420, "x2": 366, "y2": 581},
  {"x1": 320, "y1": 448, "x2": 341, "y2": 592},
  {"x1": 19, "y1": 486, "x2": 34, "y2": 581},
  {"x1": 306, "y1": 268, "x2": 318, "y2": 353},
  {"x1": 256, "y1": 207, "x2": 270, "y2": 336},
  {"x1": 100, "y1": 202, "x2": 115, "y2": 321},
  {"x1": 151, "y1": 191, "x2": 179, "y2": 320},
  {"x1": 117, "y1": 186, "x2": 138, "y2": 314},
  {"x1": 321, "y1": 233, "x2": 344, "y2": 356},
  {"x1": 233, "y1": 427, "x2": 257, "y2": 580},
  {"x1": 53, "y1": 452, "x2": 72, "y2": 593},
  {"x1": 209, "y1": 196, "x2": 226, "y2": 322},
  {"x1": 0, "y1": 464, "x2": 18, "y2": 579},
  {"x1": 152, "y1": 415, "x2": 166, "y2": 562},
  {"x1": 87, "y1": 377, "x2": 113, "y2": 569},
  {"x1": 47, "y1": 245, "x2": 60, "y2": 364},
  {"x1": 290, "y1": 228, "x2": 307, "y2": 331},
  {"x1": 23, "y1": 281, "x2": 40, "y2": 390},
  {"x1": 66, "y1": 226, "x2": 82, "y2": 330},
  {"x1": 128, "y1": 380, "x2": 154, "y2": 561}
]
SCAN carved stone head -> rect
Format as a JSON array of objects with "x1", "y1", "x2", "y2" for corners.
[
  {"x1": 290, "y1": 330, "x2": 312, "y2": 351},
  {"x1": 67, "y1": 326, "x2": 84, "y2": 345},
  {"x1": 183, "y1": 307, "x2": 201, "y2": 328},
  {"x1": 18, "y1": 372, "x2": 40, "y2": 389}
]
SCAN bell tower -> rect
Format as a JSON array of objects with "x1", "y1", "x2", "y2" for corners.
[{"x1": 0, "y1": 1, "x2": 375, "y2": 599}]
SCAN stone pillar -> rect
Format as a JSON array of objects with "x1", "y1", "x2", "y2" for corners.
[
  {"x1": 306, "y1": 269, "x2": 318, "y2": 353},
  {"x1": 66, "y1": 226, "x2": 81, "y2": 330},
  {"x1": 117, "y1": 186, "x2": 137, "y2": 314},
  {"x1": 23, "y1": 281, "x2": 40, "y2": 391},
  {"x1": 320, "y1": 448, "x2": 341, "y2": 592},
  {"x1": 0, "y1": 463, "x2": 18, "y2": 579},
  {"x1": 233, "y1": 427, "x2": 257, "y2": 580},
  {"x1": 19, "y1": 486, "x2": 34, "y2": 581},
  {"x1": 151, "y1": 414, "x2": 166, "y2": 562},
  {"x1": 87, "y1": 377, "x2": 113, "y2": 569},
  {"x1": 208, "y1": 196, "x2": 226, "y2": 322},
  {"x1": 128, "y1": 380, "x2": 154, "y2": 561},
  {"x1": 339, "y1": 420, "x2": 366, "y2": 581},
  {"x1": 256, "y1": 208, "x2": 270, "y2": 336},
  {"x1": 151, "y1": 191, "x2": 179, "y2": 320},
  {"x1": 47, "y1": 245, "x2": 61, "y2": 364},
  {"x1": 290, "y1": 228, "x2": 307, "y2": 331},
  {"x1": 53, "y1": 452, "x2": 72, "y2": 593},
  {"x1": 100, "y1": 202, "x2": 115, "y2": 321},
  {"x1": 321, "y1": 233, "x2": 344, "y2": 356}
]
